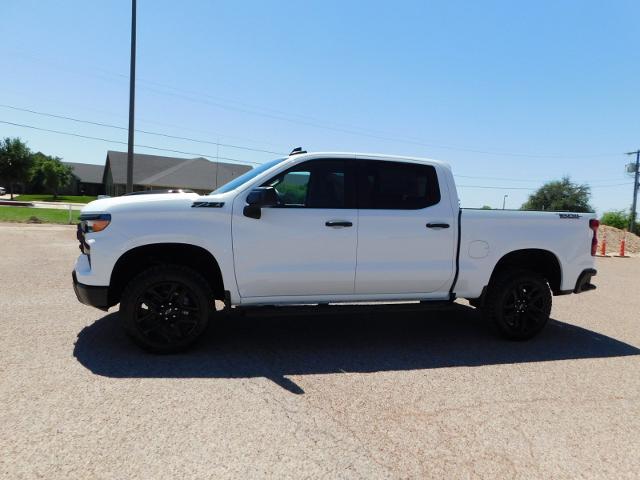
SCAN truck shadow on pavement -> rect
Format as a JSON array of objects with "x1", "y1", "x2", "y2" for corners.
[{"x1": 73, "y1": 303, "x2": 639, "y2": 394}]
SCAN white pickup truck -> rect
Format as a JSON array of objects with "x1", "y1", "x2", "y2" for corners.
[{"x1": 73, "y1": 151, "x2": 598, "y2": 352}]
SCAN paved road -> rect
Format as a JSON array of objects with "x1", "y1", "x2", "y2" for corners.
[
  {"x1": 0, "y1": 192, "x2": 85, "y2": 206},
  {"x1": 31, "y1": 201, "x2": 84, "y2": 210},
  {"x1": 0, "y1": 223, "x2": 638, "y2": 479},
  {"x1": 0, "y1": 194, "x2": 84, "y2": 211}
]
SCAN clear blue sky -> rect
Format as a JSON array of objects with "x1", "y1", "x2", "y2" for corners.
[{"x1": 1, "y1": 0, "x2": 639, "y2": 212}]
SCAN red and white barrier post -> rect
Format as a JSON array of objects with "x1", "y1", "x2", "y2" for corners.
[
  {"x1": 615, "y1": 230, "x2": 629, "y2": 258},
  {"x1": 598, "y1": 230, "x2": 608, "y2": 257}
]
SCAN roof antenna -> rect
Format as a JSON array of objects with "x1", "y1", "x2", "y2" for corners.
[{"x1": 289, "y1": 147, "x2": 307, "y2": 156}]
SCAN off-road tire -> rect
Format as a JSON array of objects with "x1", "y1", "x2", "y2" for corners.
[
  {"x1": 484, "y1": 270, "x2": 552, "y2": 340},
  {"x1": 120, "y1": 265, "x2": 213, "y2": 353}
]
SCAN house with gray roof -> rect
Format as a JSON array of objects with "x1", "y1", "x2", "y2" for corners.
[
  {"x1": 62, "y1": 161, "x2": 105, "y2": 196},
  {"x1": 103, "y1": 151, "x2": 252, "y2": 196}
]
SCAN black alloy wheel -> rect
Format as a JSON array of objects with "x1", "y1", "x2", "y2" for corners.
[
  {"x1": 485, "y1": 270, "x2": 552, "y2": 340},
  {"x1": 120, "y1": 265, "x2": 212, "y2": 353},
  {"x1": 135, "y1": 282, "x2": 200, "y2": 343}
]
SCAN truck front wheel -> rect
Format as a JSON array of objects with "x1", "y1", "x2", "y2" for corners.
[
  {"x1": 484, "y1": 270, "x2": 552, "y2": 340},
  {"x1": 120, "y1": 265, "x2": 213, "y2": 353}
]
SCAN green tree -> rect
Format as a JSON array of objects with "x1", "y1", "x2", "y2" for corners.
[
  {"x1": 29, "y1": 154, "x2": 72, "y2": 199},
  {"x1": 521, "y1": 176, "x2": 592, "y2": 212},
  {"x1": 0, "y1": 137, "x2": 33, "y2": 199},
  {"x1": 481, "y1": 205, "x2": 492, "y2": 210},
  {"x1": 601, "y1": 210, "x2": 640, "y2": 232},
  {"x1": 600, "y1": 210, "x2": 628, "y2": 230},
  {"x1": 28, "y1": 152, "x2": 50, "y2": 194}
]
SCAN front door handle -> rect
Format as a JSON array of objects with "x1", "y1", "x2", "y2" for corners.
[
  {"x1": 325, "y1": 221, "x2": 353, "y2": 227},
  {"x1": 426, "y1": 223, "x2": 450, "y2": 229}
]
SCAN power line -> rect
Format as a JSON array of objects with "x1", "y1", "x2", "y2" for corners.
[
  {"x1": 119, "y1": 76, "x2": 625, "y2": 160},
  {"x1": 2, "y1": 103, "x2": 631, "y2": 186},
  {"x1": 457, "y1": 182, "x2": 633, "y2": 191},
  {"x1": 5, "y1": 50, "x2": 626, "y2": 160},
  {"x1": 10, "y1": 102, "x2": 621, "y2": 172},
  {"x1": 454, "y1": 174, "x2": 629, "y2": 185},
  {"x1": 1, "y1": 116, "x2": 633, "y2": 191},
  {"x1": 590, "y1": 182, "x2": 635, "y2": 188},
  {"x1": 140, "y1": 82, "x2": 621, "y2": 159},
  {"x1": 457, "y1": 184, "x2": 535, "y2": 190},
  {"x1": 0, "y1": 119, "x2": 263, "y2": 165},
  {"x1": 3, "y1": 84, "x2": 287, "y2": 147},
  {"x1": 0, "y1": 104, "x2": 286, "y2": 156}
]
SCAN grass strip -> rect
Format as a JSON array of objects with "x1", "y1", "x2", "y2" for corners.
[
  {"x1": 14, "y1": 194, "x2": 97, "y2": 204},
  {"x1": 0, "y1": 206, "x2": 80, "y2": 224}
]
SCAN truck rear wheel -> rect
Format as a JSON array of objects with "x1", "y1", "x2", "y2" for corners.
[
  {"x1": 484, "y1": 270, "x2": 551, "y2": 340},
  {"x1": 120, "y1": 265, "x2": 213, "y2": 353}
]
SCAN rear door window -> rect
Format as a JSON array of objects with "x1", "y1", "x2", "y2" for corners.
[{"x1": 357, "y1": 160, "x2": 440, "y2": 209}]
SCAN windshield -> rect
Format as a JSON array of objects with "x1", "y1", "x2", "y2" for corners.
[{"x1": 211, "y1": 157, "x2": 286, "y2": 194}]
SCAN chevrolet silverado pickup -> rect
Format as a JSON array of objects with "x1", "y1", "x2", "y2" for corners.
[{"x1": 73, "y1": 151, "x2": 598, "y2": 352}]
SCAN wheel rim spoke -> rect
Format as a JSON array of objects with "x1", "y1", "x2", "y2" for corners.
[
  {"x1": 136, "y1": 310, "x2": 156, "y2": 324},
  {"x1": 500, "y1": 279, "x2": 549, "y2": 336},
  {"x1": 134, "y1": 280, "x2": 202, "y2": 345},
  {"x1": 167, "y1": 322, "x2": 184, "y2": 340},
  {"x1": 177, "y1": 310, "x2": 198, "y2": 324},
  {"x1": 141, "y1": 320, "x2": 164, "y2": 336},
  {"x1": 147, "y1": 286, "x2": 166, "y2": 304},
  {"x1": 142, "y1": 295, "x2": 160, "y2": 311},
  {"x1": 528, "y1": 304, "x2": 544, "y2": 314},
  {"x1": 165, "y1": 283, "x2": 179, "y2": 301},
  {"x1": 179, "y1": 305, "x2": 199, "y2": 312},
  {"x1": 504, "y1": 314, "x2": 518, "y2": 328}
]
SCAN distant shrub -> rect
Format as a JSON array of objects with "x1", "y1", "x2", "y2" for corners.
[
  {"x1": 601, "y1": 210, "x2": 628, "y2": 229},
  {"x1": 601, "y1": 210, "x2": 639, "y2": 232}
]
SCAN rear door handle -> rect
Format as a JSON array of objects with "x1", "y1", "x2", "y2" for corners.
[
  {"x1": 325, "y1": 221, "x2": 353, "y2": 227},
  {"x1": 426, "y1": 223, "x2": 450, "y2": 229}
]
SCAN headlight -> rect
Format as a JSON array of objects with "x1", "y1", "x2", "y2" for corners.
[{"x1": 80, "y1": 213, "x2": 111, "y2": 233}]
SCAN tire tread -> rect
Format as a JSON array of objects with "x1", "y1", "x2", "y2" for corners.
[
  {"x1": 120, "y1": 264, "x2": 213, "y2": 353},
  {"x1": 483, "y1": 269, "x2": 551, "y2": 340}
]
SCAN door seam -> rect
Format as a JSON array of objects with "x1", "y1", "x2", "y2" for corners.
[{"x1": 352, "y1": 208, "x2": 360, "y2": 294}]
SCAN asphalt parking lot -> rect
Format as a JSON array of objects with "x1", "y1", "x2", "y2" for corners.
[{"x1": 1, "y1": 223, "x2": 639, "y2": 479}]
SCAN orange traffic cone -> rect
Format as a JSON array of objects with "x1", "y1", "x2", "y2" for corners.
[
  {"x1": 597, "y1": 231, "x2": 609, "y2": 257},
  {"x1": 615, "y1": 230, "x2": 629, "y2": 258}
]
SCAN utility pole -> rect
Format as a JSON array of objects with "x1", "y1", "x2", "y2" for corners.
[
  {"x1": 502, "y1": 194, "x2": 508, "y2": 210},
  {"x1": 627, "y1": 149, "x2": 640, "y2": 234},
  {"x1": 126, "y1": 0, "x2": 137, "y2": 193}
]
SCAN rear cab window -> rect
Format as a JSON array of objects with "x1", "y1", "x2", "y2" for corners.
[{"x1": 357, "y1": 160, "x2": 440, "y2": 209}]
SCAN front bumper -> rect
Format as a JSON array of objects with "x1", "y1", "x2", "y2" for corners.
[{"x1": 72, "y1": 271, "x2": 109, "y2": 311}]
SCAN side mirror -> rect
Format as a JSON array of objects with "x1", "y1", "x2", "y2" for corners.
[{"x1": 243, "y1": 186, "x2": 279, "y2": 219}]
